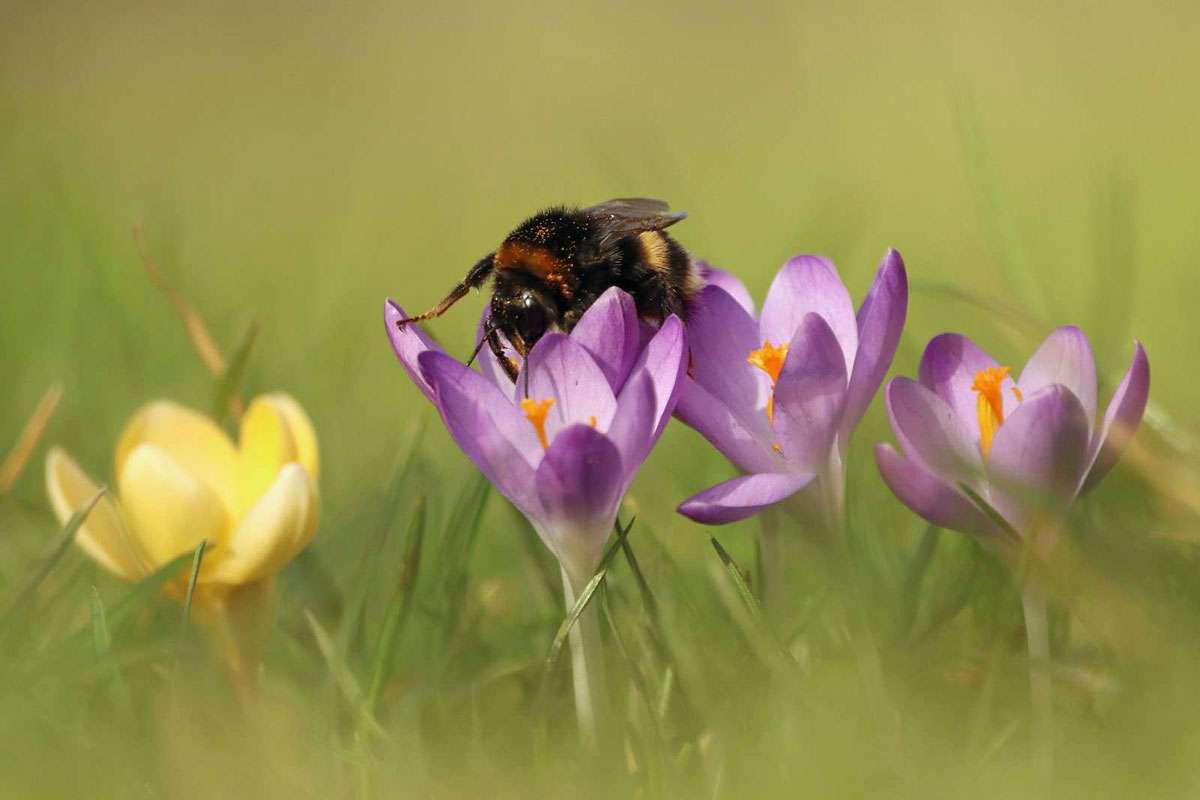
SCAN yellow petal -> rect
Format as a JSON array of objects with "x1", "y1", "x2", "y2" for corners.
[
  {"x1": 262, "y1": 393, "x2": 320, "y2": 480},
  {"x1": 44, "y1": 448, "x2": 147, "y2": 580},
  {"x1": 208, "y1": 464, "x2": 318, "y2": 585},
  {"x1": 119, "y1": 443, "x2": 230, "y2": 569},
  {"x1": 115, "y1": 401, "x2": 239, "y2": 514}
]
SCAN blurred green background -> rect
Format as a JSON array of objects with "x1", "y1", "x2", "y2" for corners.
[{"x1": 2, "y1": 1, "x2": 1199, "y2": 797}]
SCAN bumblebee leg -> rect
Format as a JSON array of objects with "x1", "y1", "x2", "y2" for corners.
[
  {"x1": 395, "y1": 253, "x2": 495, "y2": 327},
  {"x1": 487, "y1": 327, "x2": 520, "y2": 383}
]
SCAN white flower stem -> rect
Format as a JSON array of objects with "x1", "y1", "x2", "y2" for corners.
[
  {"x1": 1022, "y1": 587, "x2": 1053, "y2": 782},
  {"x1": 561, "y1": 565, "x2": 608, "y2": 749}
]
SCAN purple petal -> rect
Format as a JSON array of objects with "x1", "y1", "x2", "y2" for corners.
[
  {"x1": 772, "y1": 313, "x2": 847, "y2": 474},
  {"x1": 697, "y1": 261, "x2": 755, "y2": 316},
  {"x1": 475, "y1": 307, "x2": 518, "y2": 400},
  {"x1": 987, "y1": 385, "x2": 1091, "y2": 535},
  {"x1": 759, "y1": 255, "x2": 858, "y2": 376},
  {"x1": 608, "y1": 371, "x2": 658, "y2": 485},
  {"x1": 675, "y1": 380, "x2": 779, "y2": 474},
  {"x1": 417, "y1": 350, "x2": 540, "y2": 516},
  {"x1": 535, "y1": 424, "x2": 624, "y2": 577},
  {"x1": 1018, "y1": 326, "x2": 1098, "y2": 435},
  {"x1": 677, "y1": 472, "x2": 814, "y2": 525},
  {"x1": 1082, "y1": 341, "x2": 1149, "y2": 493},
  {"x1": 874, "y1": 443, "x2": 996, "y2": 537},
  {"x1": 385, "y1": 300, "x2": 445, "y2": 404},
  {"x1": 841, "y1": 249, "x2": 908, "y2": 443},
  {"x1": 685, "y1": 284, "x2": 769, "y2": 420},
  {"x1": 518, "y1": 333, "x2": 617, "y2": 440},
  {"x1": 569, "y1": 287, "x2": 641, "y2": 392},
  {"x1": 885, "y1": 377, "x2": 983, "y2": 487},
  {"x1": 917, "y1": 333, "x2": 1018, "y2": 441},
  {"x1": 625, "y1": 315, "x2": 688, "y2": 438}
]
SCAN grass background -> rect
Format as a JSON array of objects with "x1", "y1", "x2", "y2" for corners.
[{"x1": 2, "y1": 1, "x2": 1199, "y2": 797}]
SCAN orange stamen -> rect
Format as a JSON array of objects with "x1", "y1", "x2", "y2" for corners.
[
  {"x1": 748, "y1": 341, "x2": 789, "y2": 424},
  {"x1": 520, "y1": 398, "x2": 555, "y2": 451},
  {"x1": 971, "y1": 366, "x2": 1011, "y2": 459}
]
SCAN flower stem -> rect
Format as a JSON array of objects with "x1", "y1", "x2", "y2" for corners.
[
  {"x1": 561, "y1": 566, "x2": 609, "y2": 748},
  {"x1": 1022, "y1": 587, "x2": 1053, "y2": 782}
]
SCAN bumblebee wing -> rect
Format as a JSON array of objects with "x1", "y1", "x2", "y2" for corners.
[{"x1": 584, "y1": 198, "x2": 688, "y2": 247}]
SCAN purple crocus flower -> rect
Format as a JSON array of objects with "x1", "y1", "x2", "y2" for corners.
[
  {"x1": 385, "y1": 287, "x2": 688, "y2": 588},
  {"x1": 676, "y1": 251, "x2": 908, "y2": 525},
  {"x1": 874, "y1": 327, "x2": 1150, "y2": 542}
]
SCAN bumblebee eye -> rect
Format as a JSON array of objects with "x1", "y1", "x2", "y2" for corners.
[{"x1": 514, "y1": 294, "x2": 549, "y2": 345}]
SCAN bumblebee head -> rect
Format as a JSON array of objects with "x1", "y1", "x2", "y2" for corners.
[{"x1": 492, "y1": 283, "x2": 557, "y2": 356}]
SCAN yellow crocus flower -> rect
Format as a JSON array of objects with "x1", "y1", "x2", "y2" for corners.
[{"x1": 45, "y1": 394, "x2": 319, "y2": 597}]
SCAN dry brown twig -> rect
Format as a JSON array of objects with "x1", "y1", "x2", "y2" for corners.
[
  {"x1": 0, "y1": 384, "x2": 64, "y2": 493},
  {"x1": 131, "y1": 222, "x2": 244, "y2": 418}
]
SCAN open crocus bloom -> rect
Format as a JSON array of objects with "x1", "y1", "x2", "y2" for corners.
[
  {"x1": 386, "y1": 287, "x2": 688, "y2": 587},
  {"x1": 676, "y1": 251, "x2": 908, "y2": 524},
  {"x1": 875, "y1": 328, "x2": 1149, "y2": 541},
  {"x1": 45, "y1": 395, "x2": 320, "y2": 595}
]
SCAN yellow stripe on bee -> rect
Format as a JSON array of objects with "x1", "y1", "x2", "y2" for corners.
[{"x1": 638, "y1": 231, "x2": 669, "y2": 272}]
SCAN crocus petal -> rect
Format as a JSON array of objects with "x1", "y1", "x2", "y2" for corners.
[
  {"x1": 262, "y1": 393, "x2": 320, "y2": 479},
  {"x1": 1018, "y1": 326, "x2": 1098, "y2": 435},
  {"x1": 987, "y1": 385, "x2": 1091, "y2": 535},
  {"x1": 885, "y1": 377, "x2": 983, "y2": 486},
  {"x1": 697, "y1": 261, "x2": 755, "y2": 316},
  {"x1": 759, "y1": 255, "x2": 858, "y2": 376},
  {"x1": 568, "y1": 287, "x2": 641, "y2": 392},
  {"x1": 418, "y1": 350, "x2": 540, "y2": 515},
  {"x1": 917, "y1": 333, "x2": 1018, "y2": 439},
  {"x1": 675, "y1": 380, "x2": 778, "y2": 474},
  {"x1": 237, "y1": 394, "x2": 320, "y2": 515},
  {"x1": 45, "y1": 448, "x2": 147, "y2": 580},
  {"x1": 772, "y1": 313, "x2": 847, "y2": 474},
  {"x1": 625, "y1": 315, "x2": 688, "y2": 438},
  {"x1": 841, "y1": 249, "x2": 908, "y2": 441},
  {"x1": 118, "y1": 443, "x2": 230, "y2": 568},
  {"x1": 385, "y1": 299, "x2": 444, "y2": 405},
  {"x1": 114, "y1": 400, "x2": 239, "y2": 515},
  {"x1": 1082, "y1": 341, "x2": 1149, "y2": 493},
  {"x1": 475, "y1": 307, "x2": 518, "y2": 399},
  {"x1": 677, "y1": 472, "x2": 815, "y2": 525},
  {"x1": 519, "y1": 333, "x2": 617, "y2": 439},
  {"x1": 874, "y1": 443, "x2": 996, "y2": 537},
  {"x1": 685, "y1": 284, "x2": 769, "y2": 421},
  {"x1": 208, "y1": 464, "x2": 319, "y2": 585},
  {"x1": 608, "y1": 371, "x2": 658, "y2": 484},
  {"x1": 535, "y1": 424, "x2": 624, "y2": 580}
]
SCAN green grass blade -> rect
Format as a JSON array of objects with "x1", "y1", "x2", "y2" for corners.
[
  {"x1": 305, "y1": 609, "x2": 387, "y2": 740},
  {"x1": 105, "y1": 550, "x2": 198, "y2": 632},
  {"x1": 541, "y1": 519, "x2": 632, "y2": 676},
  {"x1": 180, "y1": 539, "x2": 208, "y2": 627},
  {"x1": 896, "y1": 525, "x2": 941, "y2": 641},
  {"x1": 365, "y1": 496, "x2": 426, "y2": 712},
  {"x1": 211, "y1": 321, "x2": 258, "y2": 421},
  {"x1": 1, "y1": 487, "x2": 105, "y2": 628},
  {"x1": 708, "y1": 536, "x2": 766, "y2": 618}
]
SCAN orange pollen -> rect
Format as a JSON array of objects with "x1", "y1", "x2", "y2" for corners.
[
  {"x1": 748, "y1": 341, "x2": 789, "y2": 424},
  {"x1": 520, "y1": 397, "x2": 555, "y2": 451},
  {"x1": 970, "y1": 366, "x2": 1013, "y2": 459},
  {"x1": 588, "y1": 415, "x2": 597, "y2": 429}
]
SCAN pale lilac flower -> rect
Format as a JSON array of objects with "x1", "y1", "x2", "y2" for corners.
[
  {"x1": 676, "y1": 252, "x2": 908, "y2": 524},
  {"x1": 875, "y1": 327, "x2": 1150, "y2": 540},
  {"x1": 385, "y1": 287, "x2": 687, "y2": 586}
]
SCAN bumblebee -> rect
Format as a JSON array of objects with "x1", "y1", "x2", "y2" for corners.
[{"x1": 395, "y1": 198, "x2": 701, "y2": 381}]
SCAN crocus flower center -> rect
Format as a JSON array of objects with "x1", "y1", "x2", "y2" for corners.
[
  {"x1": 970, "y1": 366, "x2": 1023, "y2": 459},
  {"x1": 747, "y1": 341, "x2": 789, "y2": 424},
  {"x1": 520, "y1": 398, "x2": 555, "y2": 451}
]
